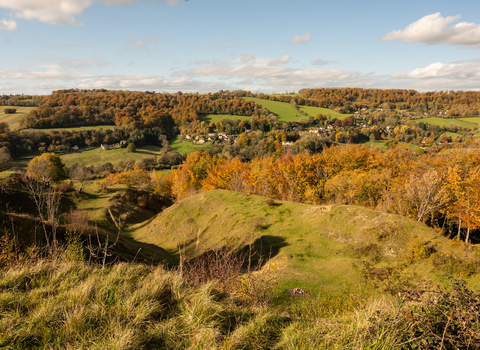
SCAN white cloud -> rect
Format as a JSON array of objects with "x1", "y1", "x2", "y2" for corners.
[
  {"x1": 0, "y1": 19, "x2": 17, "y2": 31},
  {"x1": 0, "y1": 0, "x2": 92, "y2": 26},
  {"x1": 211, "y1": 40, "x2": 242, "y2": 50},
  {"x1": 381, "y1": 12, "x2": 480, "y2": 48},
  {"x1": 0, "y1": 0, "x2": 179, "y2": 28},
  {"x1": 311, "y1": 59, "x2": 338, "y2": 66},
  {"x1": 268, "y1": 55, "x2": 291, "y2": 66},
  {"x1": 98, "y1": 0, "x2": 178, "y2": 5},
  {"x1": 393, "y1": 61, "x2": 480, "y2": 80},
  {"x1": 241, "y1": 53, "x2": 255, "y2": 63},
  {"x1": 120, "y1": 35, "x2": 164, "y2": 53},
  {"x1": 64, "y1": 58, "x2": 110, "y2": 68},
  {"x1": 34, "y1": 56, "x2": 110, "y2": 69},
  {"x1": 289, "y1": 32, "x2": 311, "y2": 44},
  {"x1": 0, "y1": 66, "x2": 96, "y2": 80}
]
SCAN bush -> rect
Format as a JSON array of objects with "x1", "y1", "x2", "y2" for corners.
[
  {"x1": 391, "y1": 280, "x2": 480, "y2": 348},
  {"x1": 127, "y1": 143, "x2": 136, "y2": 152}
]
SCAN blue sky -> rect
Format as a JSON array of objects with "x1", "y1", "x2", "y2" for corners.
[{"x1": 1, "y1": 0, "x2": 480, "y2": 94}]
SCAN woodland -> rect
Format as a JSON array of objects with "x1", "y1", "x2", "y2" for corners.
[{"x1": 0, "y1": 88, "x2": 480, "y2": 348}]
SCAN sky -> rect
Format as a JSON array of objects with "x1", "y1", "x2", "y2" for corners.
[{"x1": 1, "y1": 0, "x2": 480, "y2": 95}]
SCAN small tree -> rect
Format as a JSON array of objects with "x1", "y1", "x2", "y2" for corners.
[
  {"x1": 127, "y1": 143, "x2": 137, "y2": 153},
  {"x1": 27, "y1": 153, "x2": 67, "y2": 183}
]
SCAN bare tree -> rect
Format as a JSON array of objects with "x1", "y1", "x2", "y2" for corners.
[
  {"x1": 22, "y1": 175, "x2": 62, "y2": 250},
  {"x1": 70, "y1": 164, "x2": 90, "y2": 193},
  {"x1": 404, "y1": 169, "x2": 447, "y2": 222}
]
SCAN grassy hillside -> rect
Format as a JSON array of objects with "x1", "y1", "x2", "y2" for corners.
[
  {"x1": 243, "y1": 97, "x2": 349, "y2": 121},
  {"x1": 27, "y1": 125, "x2": 116, "y2": 133},
  {"x1": 0, "y1": 106, "x2": 36, "y2": 130},
  {"x1": 129, "y1": 190, "x2": 480, "y2": 299},
  {"x1": 200, "y1": 114, "x2": 251, "y2": 123},
  {"x1": 417, "y1": 117, "x2": 476, "y2": 129}
]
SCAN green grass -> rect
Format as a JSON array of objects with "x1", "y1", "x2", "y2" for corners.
[
  {"x1": 243, "y1": 97, "x2": 350, "y2": 121},
  {"x1": 297, "y1": 105, "x2": 351, "y2": 120},
  {"x1": 129, "y1": 190, "x2": 479, "y2": 299},
  {"x1": 59, "y1": 138, "x2": 209, "y2": 168},
  {"x1": 58, "y1": 145, "x2": 164, "y2": 168},
  {"x1": 10, "y1": 138, "x2": 211, "y2": 170},
  {"x1": 169, "y1": 137, "x2": 212, "y2": 154},
  {"x1": 417, "y1": 117, "x2": 476, "y2": 129},
  {"x1": 200, "y1": 114, "x2": 251, "y2": 123},
  {"x1": 459, "y1": 117, "x2": 480, "y2": 125},
  {"x1": 26, "y1": 125, "x2": 116, "y2": 133},
  {"x1": 0, "y1": 106, "x2": 37, "y2": 130},
  {"x1": 358, "y1": 139, "x2": 418, "y2": 151}
]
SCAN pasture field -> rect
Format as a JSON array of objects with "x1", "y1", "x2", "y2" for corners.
[
  {"x1": 60, "y1": 140, "x2": 211, "y2": 168},
  {"x1": 243, "y1": 97, "x2": 299, "y2": 121},
  {"x1": 417, "y1": 117, "x2": 476, "y2": 129},
  {"x1": 169, "y1": 137, "x2": 212, "y2": 154},
  {"x1": 459, "y1": 117, "x2": 480, "y2": 125},
  {"x1": 200, "y1": 114, "x2": 251, "y2": 123},
  {"x1": 59, "y1": 145, "x2": 164, "y2": 168},
  {"x1": 0, "y1": 106, "x2": 37, "y2": 130},
  {"x1": 297, "y1": 105, "x2": 351, "y2": 119},
  {"x1": 26, "y1": 125, "x2": 116, "y2": 133},
  {"x1": 10, "y1": 137, "x2": 212, "y2": 169},
  {"x1": 243, "y1": 97, "x2": 349, "y2": 121}
]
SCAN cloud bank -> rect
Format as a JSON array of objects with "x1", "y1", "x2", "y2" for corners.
[{"x1": 381, "y1": 12, "x2": 480, "y2": 48}]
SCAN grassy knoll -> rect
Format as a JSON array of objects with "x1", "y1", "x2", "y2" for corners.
[
  {"x1": 129, "y1": 190, "x2": 480, "y2": 299},
  {"x1": 200, "y1": 114, "x2": 251, "y2": 123},
  {"x1": 417, "y1": 117, "x2": 476, "y2": 129},
  {"x1": 243, "y1": 97, "x2": 350, "y2": 121},
  {"x1": 0, "y1": 106, "x2": 36, "y2": 130}
]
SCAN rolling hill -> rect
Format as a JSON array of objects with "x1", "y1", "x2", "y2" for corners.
[{"x1": 128, "y1": 190, "x2": 480, "y2": 299}]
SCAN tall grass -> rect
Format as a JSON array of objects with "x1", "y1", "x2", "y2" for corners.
[{"x1": 0, "y1": 257, "x2": 477, "y2": 349}]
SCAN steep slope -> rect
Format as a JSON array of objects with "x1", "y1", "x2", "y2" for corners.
[{"x1": 129, "y1": 190, "x2": 480, "y2": 296}]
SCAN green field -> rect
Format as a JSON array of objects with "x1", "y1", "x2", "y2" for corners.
[
  {"x1": 26, "y1": 125, "x2": 116, "y2": 133},
  {"x1": 0, "y1": 106, "x2": 37, "y2": 130},
  {"x1": 200, "y1": 114, "x2": 251, "y2": 123},
  {"x1": 417, "y1": 117, "x2": 476, "y2": 129},
  {"x1": 243, "y1": 97, "x2": 350, "y2": 121},
  {"x1": 10, "y1": 137, "x2": 212, "y2": 169},
  {"x1": 60, "y1": 140, "x2": 210, "y2": 168},
  {"x1": 297, "y1": 105, "x2": 351, "y2": 119},
  {"x1": 459, "y1": 117, "x2": 480, "y2": 125},
  {"x1": 169, "y1": 137, "x2": 212, "y2": 154}
]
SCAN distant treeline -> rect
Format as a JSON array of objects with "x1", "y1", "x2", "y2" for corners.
[
  {"x1": 21, "y1": 89, "x2": 263, "y2": 130},
  {"x1": 0, "y1": 94, "x2": 43, "y2": 107},
  {"x1": 245, "y1": 88, "x2": 480, "y2": 116}
]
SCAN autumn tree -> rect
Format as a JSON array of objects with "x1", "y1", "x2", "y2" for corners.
[{"x1": 27, "y1": 153, "x2": 67, "y2": 183}]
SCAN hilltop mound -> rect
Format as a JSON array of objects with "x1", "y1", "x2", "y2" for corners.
[{"x1": 130, "y1": 190, "x2": 480, "y2": 295}]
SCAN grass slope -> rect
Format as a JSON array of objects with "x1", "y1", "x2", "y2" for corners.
[
  {"x1": 243, "y1": 97, "x2": 349, "y2": 121},
  {"x1": 0, "y1": 106, "x2": 36, "y2": 130},
  {"x1": 130, "y1": 190, "x2": 480, "y2": 299},
  {"x1": 417, "y1": 117, "x2": 476, "y2": 129},
  {"x1": 200, "y1": 114, "x2": 252, "y2": 123},
  {"x1": 26, "y1": 125, "x2": 116, "y2": 133}
]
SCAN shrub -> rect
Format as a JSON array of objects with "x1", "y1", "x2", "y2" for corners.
[{"x1": 127, "y1": 143, "x2": 137, "y2": 152}]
